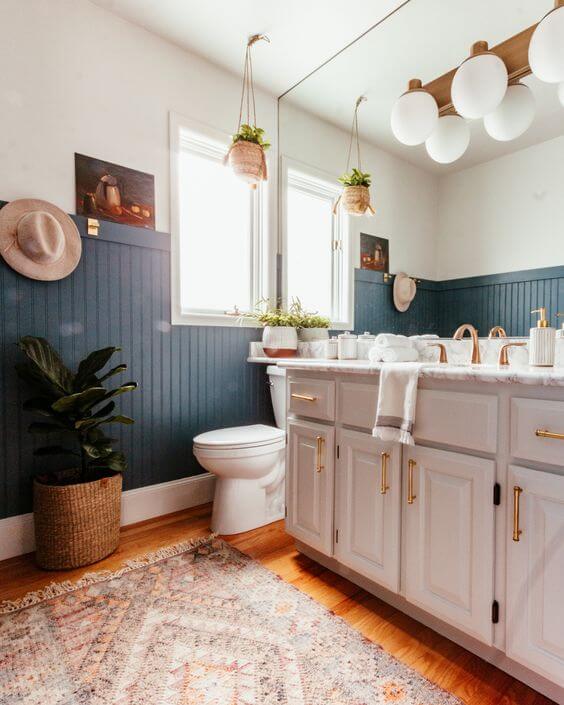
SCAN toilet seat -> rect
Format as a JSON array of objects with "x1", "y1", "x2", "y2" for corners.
[{"x1": 193, "y1": 424, "x2": 285, "y2": 451}]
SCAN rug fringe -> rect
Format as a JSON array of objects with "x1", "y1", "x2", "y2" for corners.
[{"x1": 0, "y1": 533, "x2": 217, "y2": 615}]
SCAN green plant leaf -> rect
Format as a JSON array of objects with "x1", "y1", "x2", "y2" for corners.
[
  {"x1": 98, "y1": 364, "x2": 127, "y2": 383},
  {"x1": 17, "y1": 337, "x2": 73, "y2": 395},
  {"x1": 74, "y1": 347, "x2": 121, "y2": 390},
  {"x1": 23, "y1": 397, "x2": 57, "y2": 417},
  {"x1": 90, "y1": 451, "x2": 127, "y2": 473},
  {"x1": 81, "y1": 441, "x2": 113, "y2": 459},
  {"x1": 15, "y1": 363, "x2": 64, "y2": 399},
  {"x1": 34, "y1": 446, "x2": 79, "y2": 457},
  {"x1": 51, "y1": 388, "x2": 107, "y2": 414}
]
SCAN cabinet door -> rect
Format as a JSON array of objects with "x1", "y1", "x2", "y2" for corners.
[
  {"x1": 335, "y1": 429, "x2": 401, "y2": 592},
  {"x1": 286, "y1": 420, "x2": 335, "y2": 555},
  {"x1": 506, "y1": 465, "x2": 564, "y2": 687},
  {"x1": 404, "y1": 446, "x2": 495, "y2": 645}
]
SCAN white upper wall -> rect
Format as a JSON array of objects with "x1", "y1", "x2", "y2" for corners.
[
  {"x1": 280, "y1": 103, "x2": 439, "y2": 280},
  {"x1": 0, "y1": 0, "x2": 277, "y2": 235},
  {"x1": 436, "y1": 135, "x2": 564, "y2": 281}
]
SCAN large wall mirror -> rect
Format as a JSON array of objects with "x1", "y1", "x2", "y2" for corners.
[{"x1": 278, "y1": 0, "x2": 564, "y2": 337}]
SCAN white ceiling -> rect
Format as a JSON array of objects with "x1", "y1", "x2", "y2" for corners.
[{"x1": 89, "y1": 0, "x2": 408, "y2": 96}]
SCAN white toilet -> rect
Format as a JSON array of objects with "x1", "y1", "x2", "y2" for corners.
[{"x1": 193, "y1": 365, "x2": 287, "y2": 535}]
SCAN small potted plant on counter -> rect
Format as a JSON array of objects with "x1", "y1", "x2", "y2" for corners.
[
  {"x1": 291, "y1": 299, "x2": 331, "y2": 341},
  {"x1": 16, "y1": 336, "x2": 137, "y2": 570},
  {"x1": 242, "y1": 301, "x2": 300, "y2": 357},
  {"x1": 337, "y1": 168, "x2": 375, "y2": 216}
]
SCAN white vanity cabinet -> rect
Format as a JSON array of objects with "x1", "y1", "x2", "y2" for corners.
[
  {"x1": 403, "y1": 446, "x2": 495, "y2": 645},
  {"x1": 506, "y1": 465, "x2": 564, "y2": 687}
]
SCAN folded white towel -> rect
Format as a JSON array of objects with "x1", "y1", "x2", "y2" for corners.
[
  {"x1": 372, "y1": 362, "x2": 421, "y2": 445},
  {"x1": 369, "y1": 345, "x2": 419, "y2": 363},
  {"x1": 409, "y1": 334, "x2": 440, "y2": 352},
  {"x1": 374, "y1": 334, "x2": 413, "y2": 349}
]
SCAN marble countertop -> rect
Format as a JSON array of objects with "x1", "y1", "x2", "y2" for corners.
[{"x1": 248, "y1": 357, "x2": 564, "y2": 387}]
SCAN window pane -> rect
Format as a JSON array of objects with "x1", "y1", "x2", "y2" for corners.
[
  {"x1": 287, "y1": 186, "x2": 333, "y2": 317},
  {"x1": 179, "y1": 149, "x2": 252, "y2": 312}
]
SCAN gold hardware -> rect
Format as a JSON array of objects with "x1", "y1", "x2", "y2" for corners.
[
  {"x1": 427, "y1": 342, "x2": 448, "y2": 363},
  {"x1": 453, "y1": 324, "x2": 481, "y2": 364},
  {"x1": 498, "y1": 342, "x2": 526, "y2": 366},
  {"x1": 291, "y1": 393, "x2": 317, "y2": 402},
  {"x1": 87, "y1": 218, "x2": 100, "y2": 236},
  {"x1": 316, "y1": 435, "x2": 324, "y2": 473},
  {"x1": 407, "y1": 459, "x2": 416, "y2": 504},
  {"x1": 535, "y1": 428, "x2": 564, "y2": 440},
  {"x1": 380, "y1": 452, "x2": 390, "y2": 495},
  {"x1": 531, "y1": 307, "x2": 549, "y2": 328},
  {"x1": 488, "y1": 326, "x2": 507, "y2": 339},
  {"x1": 513, "y1": 486, "x2": 523, "y2": 541},
  {"x1": 383, "y1": 273, "x2": 393, "y2": 283}
]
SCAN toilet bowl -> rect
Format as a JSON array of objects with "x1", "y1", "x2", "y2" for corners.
[{"x1": 193, "y1": 366, "x2": 287, "y2": 535}]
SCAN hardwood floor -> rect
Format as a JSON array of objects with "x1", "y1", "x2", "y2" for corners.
[{"x1": 0, "y1": 504, "x2": 556, "y2": 705}]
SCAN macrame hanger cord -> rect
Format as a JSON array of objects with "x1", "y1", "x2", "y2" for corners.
[
  {"x1": 236, "y1": 34, "x2": 269, "y2": 133},
  {"x1": 345, "y1": 96, "x2": 366, "y2": 172}
]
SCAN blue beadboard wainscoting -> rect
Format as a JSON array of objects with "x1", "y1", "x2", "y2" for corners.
[{"x1": 0, "y1": 202, "x2": 272, "y2": 520}]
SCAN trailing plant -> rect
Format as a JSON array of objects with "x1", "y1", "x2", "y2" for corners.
[
  {"x1": 338, "y1": 168, "x2": 371, "y2": 187},
  {"x1": 16, "y1": 336, "x2": 137, "y2": 485},
  {"x1": 289, "y1": 299, "x2": 331, "y2": 329},
  {"x1": 232, "y1": 123, "x2": 271, "y2": 150}
]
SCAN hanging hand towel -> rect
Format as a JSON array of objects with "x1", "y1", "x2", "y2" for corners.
[
  {"x1": 372, "y1": 363, "x2": 421, "y2": 445},
  {"x1": 369, "y1": 346, "x2": 419, "y2": 363}
]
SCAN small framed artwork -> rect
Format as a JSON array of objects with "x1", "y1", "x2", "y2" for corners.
[
  {"x1": 75, "y1": 153, "x2": 155, "y2": 229},
  {"x1": 360, "y1": 233, "x2": 389, "y2": 272}
]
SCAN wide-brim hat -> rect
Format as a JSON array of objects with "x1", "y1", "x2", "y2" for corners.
[
  {"x1": 0, "y1": 199, "x2": 82, "y2": 281},
  {"x1": 393, "y1": 272, "x2": 417, "y2": 312}
]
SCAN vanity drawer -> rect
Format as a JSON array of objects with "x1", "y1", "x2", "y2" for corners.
[
  {"x1": 338, "y1": 381, "x2": 378, "y2": 428},
  {"x1": 414, "y1": 390, "x2": 498, "y2": 453},
  {"x1": 511, "y1": 398, "x2": 564, "y2": 466},
  {"x1": 288, "y1": 377, "x2": 335, "y2": 421}
]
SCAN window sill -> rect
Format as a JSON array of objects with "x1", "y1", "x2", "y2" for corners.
[{"x1": 171, "y1": 311, "x2": 261, "y2": 328}]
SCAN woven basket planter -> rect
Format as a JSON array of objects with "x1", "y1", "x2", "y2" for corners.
[
  {"x1": 33, "y1": 472, "x2": 122, "y2": 570},
  {"x1": 228, "y1": 140, "x2": 267, "y2": 184},
  {"x1": 342, "y1": 185, "x2": 374, "y2": 216}
]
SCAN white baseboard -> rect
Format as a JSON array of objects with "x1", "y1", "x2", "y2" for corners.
[{"x1": 0, "y1": 473, "x2": 216, "y2": 562}]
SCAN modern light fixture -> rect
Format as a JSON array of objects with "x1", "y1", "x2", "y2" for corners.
[
  {"x1": 558, "y1": 81, "x2": 564, "y2": 106},
  {"x1": 451, "y1": 41, "x2": 508, "y2": 119},
  {"x1": 391, "y1": 79, "x2": 438, "y2": 146},
  {"x1": 425, "y1": 115, "x2": 470, "y2": 164},
  {"x1": 529, "y1": 0, "x2": 564, "y2": 84},
  {"x1": 483, "y1": 82, "x2": 536, "y2": 141}
]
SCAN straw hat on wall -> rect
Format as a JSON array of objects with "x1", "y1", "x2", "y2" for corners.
[{"x1": 393, "y1": 272, "x2": 417, "y2": 312}]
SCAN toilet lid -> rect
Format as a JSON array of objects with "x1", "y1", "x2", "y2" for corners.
[{"x1": 193, "y1": 424, "x2": 285, "y2": 450}]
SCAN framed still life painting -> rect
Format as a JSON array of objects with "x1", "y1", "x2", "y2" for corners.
[
  {"x1": 75, "y1": 153, "x2": 155, "y2": 229},
  {"x1": 360, "y1": 233, "x2": 389, "y2": 272}
]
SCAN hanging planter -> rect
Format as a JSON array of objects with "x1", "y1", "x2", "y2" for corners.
[
  {"x1": 334, "y1": 97, "x2": 375, "y2": 216},
  {"x1": 225, "y1": 35, "x2": 270, "y2": 187}
]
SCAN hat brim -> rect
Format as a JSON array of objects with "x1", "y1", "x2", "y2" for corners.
[
  {"x1": 393, "y1": 273, "x2": 417, "y2": 313},
  {"x1": 0, "y1": 199, "x2": 82, "y2": 281}
]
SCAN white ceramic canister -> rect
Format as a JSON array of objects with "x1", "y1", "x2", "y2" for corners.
[
  {"x1": 357, "y1": 331, "x2": 376, "y2": 360},
  {"x1": 298, "y1": 327, "x2": 330, "y2": 342},
  {"x1": 262, "y1": 326, "x2": 298, "y2": 358},
  {"x1": 337, "y1": 332, "x2": 358, "y2": 360},
  {"x1": 325, "y1": 337, "x2": 338, "y2": 359}
]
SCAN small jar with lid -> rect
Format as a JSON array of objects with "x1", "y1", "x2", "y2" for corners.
[
  {"x1": 337, "y1": 332, "x2": 358, "y2": 360},
  {"x1": 325, "y1": 336, "x2": 338, "y2": 359},
  {"x1": 357, "y1": 331, "x2": 376, "y2": 359}
]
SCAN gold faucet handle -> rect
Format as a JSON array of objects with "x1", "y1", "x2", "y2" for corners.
[
  {"x1": 498, "y1": 342, "x2": 527, "y2": 366},
  {"x1": 427, "y1": 343, "x2": 448, "y2": 363}
]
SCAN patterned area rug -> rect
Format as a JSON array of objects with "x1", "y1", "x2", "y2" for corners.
[{"x1": 0, "y1": 537, "x2": 463, "y2": 705}]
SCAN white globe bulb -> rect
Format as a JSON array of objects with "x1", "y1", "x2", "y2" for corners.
[
  {"x1": 529, "y1": 4, "x2": 564, "y2": 84},
  {"x1": 425, "y1": 115, "x2": 470, "y2": 164},
  {"x1": 391, "y1": 89, "x2": 438, "y2": 146},
  {"x1": 452, "y1": 52, "x2": 508, "y2": 119},
  {"x1": 558, "y1": 81, "x2": 564, "y2": 107},
  {"x1": 484, "y1": 83, "x2": 536, "y2": 141}
]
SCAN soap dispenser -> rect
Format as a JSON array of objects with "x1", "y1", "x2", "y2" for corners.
[{"x1": 529, "y1": 307, "x2": 555, "y2": 367}]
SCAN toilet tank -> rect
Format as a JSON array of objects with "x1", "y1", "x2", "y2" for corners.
[{"x1": 266, "y1": 365, "x2": 286, "y2": 429}]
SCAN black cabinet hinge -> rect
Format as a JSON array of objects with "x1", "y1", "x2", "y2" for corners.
[
  {"x1": 493, "y1": 483, "x2": 501, "y2": 506},
  {"x1": 491, "y1": 600, "x2": 500, "y2": 624},
  {"x1": 336, "y1": 445, "x2": 340, "y2": 459},
  {"x1": 285, "y1": 506, "x2": 287, "y2": 518},
  {"x1": 335, "y1": 529, "x2": 339, "y2": 543}
]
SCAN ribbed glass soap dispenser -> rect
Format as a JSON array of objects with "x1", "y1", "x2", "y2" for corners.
[{"x1": 529, "y1": 307, "x2": 555, "y2": 367}]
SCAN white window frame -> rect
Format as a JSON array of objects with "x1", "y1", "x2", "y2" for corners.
[
  {"x1": 280, "y1": 156, "x2": 353, "y2": 330},
  {"x1": 169, "y1": 112, "x2": 267, "y2": 326}
]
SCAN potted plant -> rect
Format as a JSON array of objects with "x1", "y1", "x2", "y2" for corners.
[
  {"x1": 227, "y1": 123, "x2": 270, "y2": 185},
  {"x1": 290, "y1": 300, "x2": 331, "y2": 341},
  {"x1": 15, "y1": 336, "x2": 137, "y2": 570},
  {"x1": 337, "y1": 168, "x2": 375, "y2": 216},
  {"x1": 242, "y1": 301, "x2": 299, "y2": 357}
]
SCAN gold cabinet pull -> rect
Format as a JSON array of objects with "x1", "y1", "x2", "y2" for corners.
[
  {"x1": 513, "y1": 486, "x2": 523, "y2": 542},
  {"x1": 407, "y1": 459, "x2": 417, "y2": 504},
  {"x1": 535, "y1": 429, "x2": 564, "y2": 441},
  {"x1": 380, "y1": 452, "x2": 390, "y2": 494},
  {"x1": 316, "y1": 435, "x2": 324, "y2": 473},
  {"x1": 291, "y1": 393, "x2": 317, "y2": 402}
]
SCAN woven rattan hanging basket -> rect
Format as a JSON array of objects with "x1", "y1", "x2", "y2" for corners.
[
  {"x1": 34, "y1": 472, "x2": 122, "y2": 570},
  {"x1": 228, "y1": 140, "x2": 267, "y2": 183}
]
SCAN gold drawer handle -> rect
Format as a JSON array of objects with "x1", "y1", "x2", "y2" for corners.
[
  {"x1": 291, "y1": 393, "x2": 317, "y2": 402},
  {"x1": 407, "y1": 459, "x2": 416, "y2": 504},
  {"x1": 513, "y1": 486, "x2": 523, "y2": 542},
  {"x1": 316, "y1": 435, "x2": 324, "y2": 473},
  {"x1": 535, "y1": 429, "x2": 564, "y2": 440},
  {"x1": 380, "y1": 452, "x2": 390, "y2": 495}
]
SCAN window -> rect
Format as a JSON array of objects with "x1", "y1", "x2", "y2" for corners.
[
  {"x1": 282, "y1": 158, "x2": 352, "y2": 329},
  {"x1": 170, "y1": 113, "x2": 267, "y2": 326}
]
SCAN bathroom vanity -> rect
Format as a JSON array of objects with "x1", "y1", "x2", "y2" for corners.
[{"x1": 279, "y1": 360, "x2": 564, "y2": 702}]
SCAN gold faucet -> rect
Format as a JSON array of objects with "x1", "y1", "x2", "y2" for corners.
[
  {"x1": 488, "y1": 326, "x2": 507, "y2": 339},
  {"x1": 453, "y1": 324, "x2": 481, "y2": 364},
  {"x1": 427, "y1": 342, "x2": 448, "y2": 363},
  {"x1": 498, "y1": 342, "x2": 526, "y2": 366}
]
